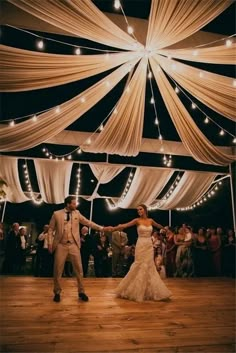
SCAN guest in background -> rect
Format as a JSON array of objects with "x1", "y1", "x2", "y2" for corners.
[
  {"x1": 111, "y1": 230, "x2": 128, "y2": 277},
  {"x1": 222, "y1": 229, "x2": 235, "y2": 277},
  {"x1": 35, "y1": 225, "x2": 53, "y2": 277},
  {"x1": 15, "y1": 227, "x2": 27, "y2": 274},
  {"x1": 193, "y1": 227, "x2": 210, "y2": 277},
  {"x1": 208, "y1": 226, "x2": 221, "y2": 276},
  {"x1": 80, "y1": 226, "x2": 94, "y2": 277},
  {"x1": 174, "y1": 227, "x2": 194, "y2": 278},
  {"x1": 165, "y1": 227, "x2": 176, "y2": 277},
  {"x1": 4, "y1": 223, "x2": 20, "y2": 274},
  {"x1": 95, "y1": 232, "x2": 110, "y2": 277}
]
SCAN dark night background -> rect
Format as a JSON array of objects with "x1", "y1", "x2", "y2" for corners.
[{"x1": 0, "y1": 0, "x2": 235, "y2": 237}]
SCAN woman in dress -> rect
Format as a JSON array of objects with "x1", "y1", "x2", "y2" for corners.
[{"x1": 111, "y1": 204, "x2": 172, "y2": 302}]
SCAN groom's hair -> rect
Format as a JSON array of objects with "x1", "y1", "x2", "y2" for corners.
[{"x1": 64, "y1": 195, "x2": 76, "y2": 206}]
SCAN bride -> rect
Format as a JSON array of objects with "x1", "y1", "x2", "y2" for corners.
[{"x1": 112, "y1": 204, "x2": 172, "y2": 302}]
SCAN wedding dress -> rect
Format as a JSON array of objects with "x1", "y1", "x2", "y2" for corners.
[{"x1": 115, "y1": 224, "x2": 172, "y2": 302}]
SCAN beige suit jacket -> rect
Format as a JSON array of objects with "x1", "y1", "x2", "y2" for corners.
[{"x1": 48, "y1": 209, "x2": 102, "y2": 252}]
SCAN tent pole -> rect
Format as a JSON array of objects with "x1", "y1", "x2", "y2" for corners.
[
  {"x1": 1, "y1": 201, "x2": 7, "y2": 223},
  {"x1": 229, "y1": 163, "x2": 236, "y2": 232},
  {"x1": 89, "y1": 199, "x2": 94, "y2": 234},
  {"x1": 169, "y1": 210, "x2": 171, "y2": 227}
]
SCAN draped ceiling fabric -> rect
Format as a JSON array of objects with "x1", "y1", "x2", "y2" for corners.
[
  {"x1": 151, "y1": 171, "x2": 217, "y2": 210},
  {"x1": 34, "y1": 159, "x2": 72, "y2": 204},
  {"x1": 114, "y1": 168, "x2": 174, "y2": 209},
  {"x1": 0, "y1": 57, "x2": 141, "y2": 151},
  {"x1": 7, "y1": 0, "x2": 142, "y2": 51},
  {"x1": 150, "y1": 57, "x2": 235, "y2": 166},
  {"x1": 82, "y1": 58, "x2": 148, "y2": 156},
  {"x1": 158, "y1": 41, "x2": 236, "y2": 65},
  {"x1": 0, "y1": 45, "x2": 137, "y2": 92},
  {"x1": 0, "y1": 156, "x2": 29, "y2": 203},
  {"x1": 156, "y1": 55, "x2": 236, "y2": 121},
  {"x1": 146, "y1": 0, "x2": 233, "y2": 50},
  {"x1": 0, "y1": 0, "x2": 235, "y2": 207}
]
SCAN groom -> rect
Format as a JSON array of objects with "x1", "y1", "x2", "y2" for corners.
[{"x1": 48, "y1": 196, "x2": 111, "y2": 302}]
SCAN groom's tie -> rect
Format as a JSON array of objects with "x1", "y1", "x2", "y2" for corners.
[{"x1": 66, "y1": 212, "x2": 70, "y2": 222}]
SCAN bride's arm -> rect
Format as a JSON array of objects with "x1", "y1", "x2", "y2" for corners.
[
  {"x1": 113, "y1": 218, "x2": 138, "y2": 231},
  {"x1": 151, "y1": 219, "x2": 164, "y2": 229}
]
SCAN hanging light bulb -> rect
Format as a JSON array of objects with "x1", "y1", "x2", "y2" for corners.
[
  {"x1": 233, "y1": 79, "x2": 236, "y2": 87},
  {"x1": 74, "y1": 47, "x2": 81, "y2": 55},
  {"x1": 32, "y1": 115, "x2": 37, "y2": 122},
  {"x1": 233, "y1": 137, "x2": 236, "y2": 144},
  {"x1": 37, "y1": 39, "x2": 44, "y2": 50},
  {"x1": 175, "y1": 87, "x2": 179, "y2": 94},
  {"x1": 226, "y1": 39, "x2": 232, "y2": 47},
  {"x1": 80, "y1": 97, "x2": 86, "y2": 103},
  {"x1": 114, "y1": 0, "x2": 120, "y2": 9},
  {"x1": 154, "y1": 117, "x2": 159, "y2": 125},
  {"x1": 99, "y1": 124, "x2": 104, "y2": 131},
  {"x1": 55, "y1": 106, "x2": 60, "y2": 113},
  {"x1": 77, "y1": 148, "x2": 82, "y2": 154},
  {"x1": 191, "y1": 103, "x2": 196, "y2": 109},
  {"x1": 219, "y1": 129, "x2": 225, "y2": 136},
  {"x1": 114, "y1": 108, "x2": 118, "y2": 114},
  {"x1": 9, "y1": 120, "x2": 15, "y2": 127},
  {"x1": 150, "y1": 97, "x2": 155, "y2": 104},
  {"x1": 148, "y1": 71, "x2": 152, "y2": 79},
  {"x1": 127, "y1": 26, "x2": 134, "y2": 34},
  {"x1": 204, "y1": 116, "x2": 209, "y2": 124}
]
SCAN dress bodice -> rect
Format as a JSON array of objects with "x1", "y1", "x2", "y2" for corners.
[{"x1": 137, "y1": 224, "x2": 153, "y2": 238}]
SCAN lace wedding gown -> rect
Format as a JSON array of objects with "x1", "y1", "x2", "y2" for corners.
[{"x1": 115, "y1": 224, "x2": 172, "y2": 302}]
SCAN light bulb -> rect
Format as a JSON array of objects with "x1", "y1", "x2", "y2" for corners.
[
  {"x1": 127, "y1": 26, "x2": 134, "y2": 34},
  {"x1": 148, "y1": 71, "x2": 152, "y2": 79},
  {"x1": 204, "y1": 117, "x2": 209, "y2": 124},
  {"x1": 99, "y1": 124, "x2": 104, "y2": 131},
  {"x1": 114, "y1": 108, "x2": 118, "y2": 114},
  {"x1": 154, "y1": 118, "x2": 159, "y2": 125},
  {"x1": 9, "y1": 120, "x2": 15, "y2": 126},
  {"x1": 80, "y1": 97, "x2": 86, "y2": 103},
  {"x1": 75, "y1": 47, "x2": 81, "y2": 55},
  {"x1": 191, "y1": 103, "x2": 196, "y2": 109},
  {"x1": 114, "y1": 0, "x2": 120, "y2": 9},
  {"x1": 226, "y1": 39, "x2": 232, "y2": 47},
  {"x1": 150, "y1": 97, "x2": 155, "y2": 104},
  {"x1": 199, "y1": 71, "x2": 204, "y2": 78},
  {"x1": 233, "y1": 137, "x2": 236, "y2": 144},
  {"x1": 55, "y1": 106, "x2": 60, "y2": 113},
  {"x1": 37, "y1": 39, "x2": 44, "y2": 50},
  {"x1": 32, "y1": 115, "x2": 37, "y2": 122},
  {"x1": 175, "y1": 87, "x2": 179, "y2": 93},
  {"x1": 219, "y1": 129, "x2": 225, "y2": 136}
]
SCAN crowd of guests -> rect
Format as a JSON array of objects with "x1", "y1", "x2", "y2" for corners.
[{"x1": 0, "y1": 222, "x2": 235, "y2": 278}]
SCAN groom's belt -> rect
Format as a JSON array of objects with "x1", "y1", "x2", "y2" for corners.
[{"x1": 60, "y1": 240, "x2": 75, "y2": 245}]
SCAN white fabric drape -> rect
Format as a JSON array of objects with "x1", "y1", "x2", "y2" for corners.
[
  {"x1": 151, "y1": 171, "x2": 217, "y2": 209},
  {"x1": 113, "y1": 167, "x2": 174, "y2": 209},
  {"x1": 82, "y1": 58, "x2": 148, "y2": 156},
  {"x1": 0, "y1": 44, "x2": 136, "y2": 91},
  {"x1": 150, "y1": 57, "x2": 235, "y2": 166},
  {"x1": 0, "y1": 57, "x2": 141, "y2": 152},
  {"x1": 156, "y1": 54, "x2": 236, "y2": 121},
  {"x1": 7, "y1": 0, "x2": 142, "y2": 51},
  {"x1": 87, "y1": 163, "x2": 125, "y2": 201},
  {"x1": 89, "y1": 164, "x2": 125, "y2": 184},
  {"x1": 158, "y1": 41, "x2": 236, "y2": 65},
  {"x1": 0, "y1": 156, "x2": 29, "y2": 203},
  {"x1": 146, "y1": 0, "x2": 232, "y2": 50},
  {"x1": 34, "y1": 159, "x2": 72, "y2": 204}
]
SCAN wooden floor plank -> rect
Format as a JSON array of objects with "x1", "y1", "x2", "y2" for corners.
[{"x1": 0, "y1": 276, "x2": 235, "y2": 353}]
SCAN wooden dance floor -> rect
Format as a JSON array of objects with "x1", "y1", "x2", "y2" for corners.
[{"x1": 0, "y1": 277, "x2": 235, "y2": 353}]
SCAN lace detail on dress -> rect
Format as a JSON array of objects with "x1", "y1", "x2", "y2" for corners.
[{"x1": 115, "y1": 225, "x2": 172, "y2": 302}]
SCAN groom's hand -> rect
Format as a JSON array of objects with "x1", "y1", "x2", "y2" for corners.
[{"x1": 103, "y1": 226, "x2": 114, "y2": 232}]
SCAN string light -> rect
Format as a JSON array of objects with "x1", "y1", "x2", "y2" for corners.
[
  {"x1": 219, "y1": 129, "x2": 225, "y2": 136},
  {"x1": 75, "y1": 166, "x2": 81, "y2": 204},
  {"x1": 9, "y1": 120, "x2": 15, "y2": 127},
  {"x1": 106, "y1": 170, "x2": 135, "y2": 210},
  {"x1": 149, "y1": 173, "x2": 182, "y2": 210},
  {"x1": 175, "y1": 86, "x2": 180, "y2": 94},
  {"x1": 32, "y1": 115, "x2": 37, "y2": 122},
  {"x1": 176, "y1": 178, "x2": 224, "y2": 211},
  {"x1": 6, "y1": 24, "x2": 121, "y2": 54},
  {"x1": 165, "y1": 72, "x2": 236, "y2": 142},
  {"x1": 22, "y1": 162, "x2": 43, "y2": 204},
  {"x1": 150, "y1": 97, "x2": 155, "y2": 104}
]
